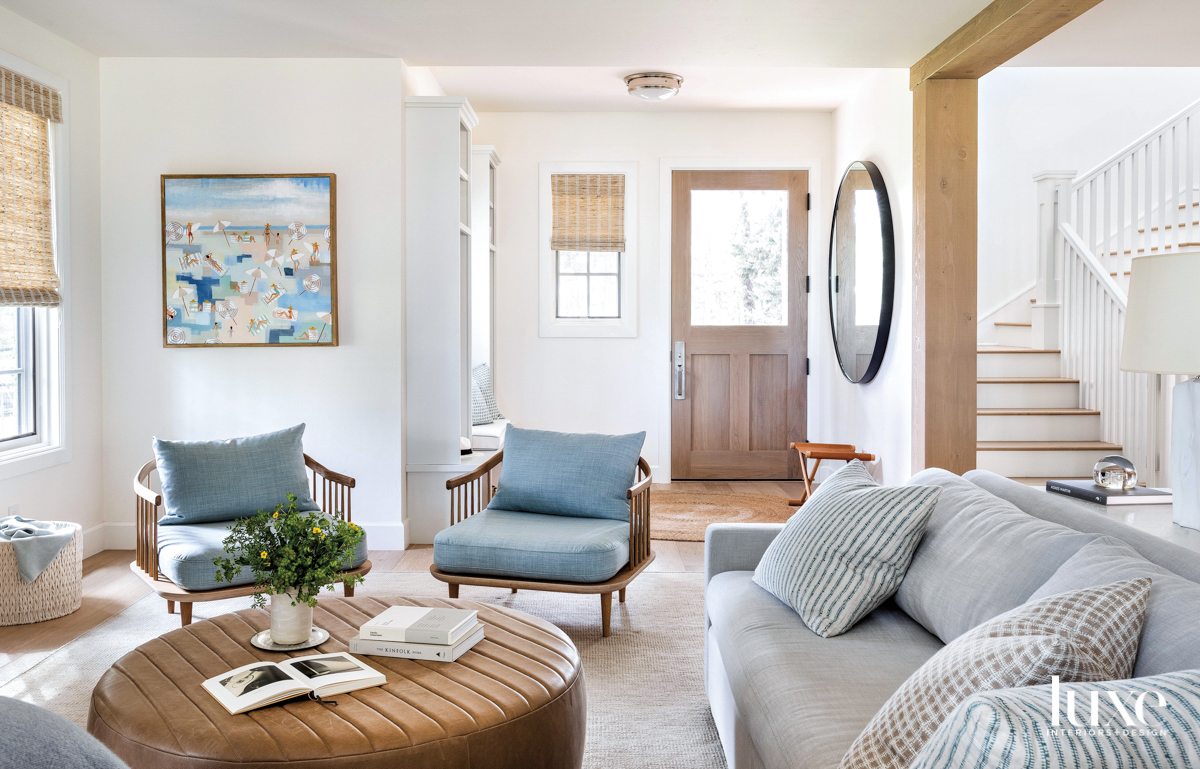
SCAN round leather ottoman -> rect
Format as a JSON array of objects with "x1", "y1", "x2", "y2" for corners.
[{"x1": 87, "y1": 596, "x2": 585, "y2": 769}]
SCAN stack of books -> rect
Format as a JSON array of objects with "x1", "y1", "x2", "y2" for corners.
[{"x1": 349, "y1": 606, "x2": 484, "y2": 662}]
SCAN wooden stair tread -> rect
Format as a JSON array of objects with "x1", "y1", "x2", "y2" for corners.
[
  {"x1": 976, "y1": 347, "x2": 1060, "y2": 354},
  {"x1": 977, "y1": 377, "x2": 1078, "y2": 384},
  {"x1": 977, "y1": 408, "x2": 1100, "y2": 415},
  {"x1": 993, "y1": 322, "x2": 1032, "y2": 327},
  {"x1": 977, "y1": 441, "x2": 1122, "y2": 451}
]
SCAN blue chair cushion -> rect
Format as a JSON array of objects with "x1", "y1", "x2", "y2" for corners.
[
  {"x1": 153, "y1": 424, "x2": 321, "y2": 525},
  {"x1": 158, "y1": 515, "x2": 368, "y2": 591},
  {"x1": 487, "y1": 426, "x2": 646, "y2": 520},
  {"x1": 433, "y1": 509, "x2": 630, "y2": 583}
]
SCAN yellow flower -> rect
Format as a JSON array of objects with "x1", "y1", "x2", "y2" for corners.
[
  {"x1": 273, "y1": 512, "x2": 279, "y2": 519},
  {"x1": 312, "y1": 527, "x2": 321, "y2": 534},
  {"x1": 321, "y1": 533, "x2": 326, "y2": 540},
  {"x1": 260, "y1": 551, "x2": 268, "y2": 559}
]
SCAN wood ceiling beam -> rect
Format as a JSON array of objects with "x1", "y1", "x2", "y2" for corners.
[{"x1": 910, "y1": 0, "x2": 1105, "y2": 89}]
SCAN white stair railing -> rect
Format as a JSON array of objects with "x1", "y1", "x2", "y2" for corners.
[
  {"x1": 1071, "y1": 97, "x2": 1200, "y2": 285},
  {"x1": 1059, "y1": 222, "x2": 1181, "y2": 485}
]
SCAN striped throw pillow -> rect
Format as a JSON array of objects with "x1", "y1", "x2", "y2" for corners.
[
  {"x1": 841, "y1": 578, "x2": 1152, "y2": 769},
  {"x1": 752, "y1": 460, "x2": 941, "y2": 638},
  {"x1": 910, "y1": 670, "x2": 1200, "y2": 768}
]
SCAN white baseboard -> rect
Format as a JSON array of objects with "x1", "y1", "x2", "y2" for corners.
[
  {"x1": 80, "y1": 523, "x2": 108, "y2": 558},
  {"x1": 360, "y1": 522, "x2": 406, "y2": 550}
]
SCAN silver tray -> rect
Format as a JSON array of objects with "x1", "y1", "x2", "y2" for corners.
[{"x1": 250, "y1": 627, "x2": 330, "y2": 652}]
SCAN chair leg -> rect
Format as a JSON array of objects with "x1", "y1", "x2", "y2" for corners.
[
  {"x1": 619, "y1": 587, "x2": 626, "y2": 603},
  {"x1": 167, "y1": 600, "x2": 175, "y2": 615},
  {"x1": 180, "y1": 602, "x2": 192, "y2": 627},
  {"x1": 600, "y1": 592, "x2": 612, "y2": 638},
  {"x1": 343, "y1": 582, "x2": 355, "y2": 598},
  {"x1": 448, "y1": 583, "x2": 460, "y2": 599},
  {"x1": 511, "y1": 588, "x2": 517, "y2": 594}
]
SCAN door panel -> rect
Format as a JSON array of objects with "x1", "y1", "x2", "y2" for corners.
[{"x1": 671, "y1": 170, "x2": 807, "y2": 479}]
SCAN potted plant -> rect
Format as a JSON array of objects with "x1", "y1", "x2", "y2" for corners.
[{"x1": 214, "y1": 494, "x2": 365, "y2": 645}]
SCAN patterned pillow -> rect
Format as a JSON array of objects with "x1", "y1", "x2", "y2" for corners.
[
  {"x1": 910, "y1": 670, "x2": 1200, "y2": 768},
  {"x1": 840, "y1": 578, "x2": 1152, "y2": 769},
  {"x1": 472, "y1": 363, "x2": 503, "y2": 422},
  {"x1": 752, "y1": 460, "x2": 941, "y2": 638},
  {"x1": 470, "y1": 380, "x2": 492, "y2": 426}
]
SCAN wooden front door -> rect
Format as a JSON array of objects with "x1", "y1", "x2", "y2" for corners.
[{"x1": 671, "y1": 170, "x2": 808, "y2": 479}]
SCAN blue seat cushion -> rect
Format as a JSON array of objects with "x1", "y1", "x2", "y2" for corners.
[
  {"x1": 153, "y1": 424, "x2": 321, "y2": 525},
  {"x1": 158, "y1": 516, "x2": 368, "y2": 591},
  {"x1": 433, "y1": 509, "x2": 630, "y2": 583},
  {"x1": 487, "y1": 426, "x2": 646, "y2": 521}
]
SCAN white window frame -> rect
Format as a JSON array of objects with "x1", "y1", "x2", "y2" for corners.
[
  {"x1": 0, "y1": 51, "x2": 71, "y2": 480},
  {"x1": 538, "y1": 162, "x2": 637, "y2": 338}
]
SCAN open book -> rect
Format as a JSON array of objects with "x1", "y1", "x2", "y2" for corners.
[{"x1": 201, "y1": 652, "x2": 385, "y2": 715}]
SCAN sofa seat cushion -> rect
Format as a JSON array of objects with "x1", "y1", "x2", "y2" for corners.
[
  {"x1": 706, "y1": 571, "x2": 944, "y2": 769},
  {"x1": 897, "y1": 468, "x2": 1100, "y2": 644},
  {"x1": 1029, "y1": 536, "x2": 1200, "y2": 677},
  {"x1": 158, "y1": 516, "x2": 368, "y2": 592},
  {"x1": 433, "y1": 509, "x2": 629, "y2": 583}
]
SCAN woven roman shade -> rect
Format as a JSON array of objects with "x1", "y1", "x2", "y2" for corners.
[
  {"x1": 551, "y1": 173, "x2": 625, "y2": 252},
  {"x1": 0, "y1": 67, "x2": 62, "y2": 124},
  {"x1": 0, "y1": 100, "x2": 61, "y2": 306}
]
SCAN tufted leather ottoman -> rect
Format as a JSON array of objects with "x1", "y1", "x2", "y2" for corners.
[{"x1": 87, "y1": 596, "x2": 585, "y2": 769}]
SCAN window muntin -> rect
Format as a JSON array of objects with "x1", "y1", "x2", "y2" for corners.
[{"x1": 555, "y1": 251, "x2": 621, "y2": 319}]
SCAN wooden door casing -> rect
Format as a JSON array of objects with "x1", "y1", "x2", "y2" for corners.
[{"x1": 671, "y1": 170, "x2": 808, "y2": 480}]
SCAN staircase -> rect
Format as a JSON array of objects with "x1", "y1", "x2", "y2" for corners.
[{"x1": 977, "y1": 306, "x2": 1120, "y2": 485}]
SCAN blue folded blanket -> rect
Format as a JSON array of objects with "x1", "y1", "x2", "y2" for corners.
[{"x1": 0, "y1": 516, "x2": 77, "y2": 583}]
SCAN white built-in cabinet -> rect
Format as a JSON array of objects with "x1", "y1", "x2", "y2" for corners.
[
  {"x1": 404, "y1": 96, "x2": 488, "y2": 544},
  {"x1": 470, "y1": 146, "x2": 500, "y2": 380}
]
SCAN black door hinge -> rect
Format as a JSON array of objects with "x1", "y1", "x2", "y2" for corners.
[
  {"x1": 806, "y1": 358, "x2": 810, "y2": 375},
  {"x1": 806, "y1": 193, "x2": 811, "y2": 211},
  {"x1": 805, "y1": 276, "x2": 810, "y2": 293}
]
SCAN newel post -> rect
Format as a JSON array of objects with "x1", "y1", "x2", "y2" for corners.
[{"x1": 1031, "y1": 171, "x2": 1076, "y2": 350}]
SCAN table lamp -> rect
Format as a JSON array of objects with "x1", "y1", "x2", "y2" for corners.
[{"x1": 1120, "y1": 252, "x2": 1200, "y2": 529}]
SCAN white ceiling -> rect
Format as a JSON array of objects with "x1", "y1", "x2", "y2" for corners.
[
  {"x1": 1008, "y1": 0, "x2": 1200, "y2": 67},
  {"x1": 0, "y1": 0, "x2": 991, "y2": 66}
]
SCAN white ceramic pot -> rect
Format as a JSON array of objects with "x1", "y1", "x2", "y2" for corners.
[{"x1": 270, "y1": 589, "x2": 313, "y2": 645}]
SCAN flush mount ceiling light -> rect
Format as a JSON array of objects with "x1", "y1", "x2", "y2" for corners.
[{"x1": 624, "y1": 72, "x2": 683, "y2": 102}]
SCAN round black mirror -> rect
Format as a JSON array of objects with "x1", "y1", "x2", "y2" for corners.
[{"x1": 829, "y1": 161, "x2": 895, "y2": 384}]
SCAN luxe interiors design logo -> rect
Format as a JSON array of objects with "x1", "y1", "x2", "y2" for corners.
[{"x1": 1045, "y1": 676, "x2": 1171, "y2": 738}]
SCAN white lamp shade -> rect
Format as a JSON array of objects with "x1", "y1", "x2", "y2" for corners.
[{"x1": 1120, "y1": 253, "x2": 1200, "y2": 375}]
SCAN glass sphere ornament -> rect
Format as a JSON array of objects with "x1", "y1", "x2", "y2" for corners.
[{"x1": 1093, "y1": 455, "x2": 1138, "y2": 490}]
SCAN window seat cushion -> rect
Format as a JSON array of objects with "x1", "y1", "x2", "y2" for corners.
[{"x1": 433, "y1": 509, "x2": 629, "y2": 583}]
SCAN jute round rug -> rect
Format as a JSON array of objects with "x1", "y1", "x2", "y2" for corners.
[{"x1": 650, "y1": 489, "x2": 796, "y2": 541}]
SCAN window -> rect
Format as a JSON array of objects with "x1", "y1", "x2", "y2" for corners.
[
  {"x1": 0, "y1": 61, "x2": 66, "y2": 473},
  {"x1": 556, "y1": 251, "x2": 620, "y2": 318},
  {"x1": 538, "y1": 162, "x2": 638, "y2": 337}
]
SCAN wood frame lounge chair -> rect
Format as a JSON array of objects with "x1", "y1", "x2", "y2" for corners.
[
  {"x1": 132, "y1": 454, "x2": 371, "y2": 626},
  {"x1": 786, "y1": 442, "x2": 876, "y2": 506},
  {"x1": 429, "y1": 450, "x2": 655, "y2": 637}
]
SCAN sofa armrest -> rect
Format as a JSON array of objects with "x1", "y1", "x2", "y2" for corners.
[{"x1": 704, "y1": 523, "x2": 785, "y2": 587}]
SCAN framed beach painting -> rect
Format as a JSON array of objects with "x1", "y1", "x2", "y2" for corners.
[{"x1": 161, "y1": 174, "x2": 338, "y2": 347}]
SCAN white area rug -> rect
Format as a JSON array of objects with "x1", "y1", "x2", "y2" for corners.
[{"x1": 0, "y1": 570, "x2": 726, "y2": 769}]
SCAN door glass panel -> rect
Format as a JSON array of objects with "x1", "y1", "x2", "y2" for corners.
[{"x1": 690, "y1": 190, "x2": 788, "y2": 326}]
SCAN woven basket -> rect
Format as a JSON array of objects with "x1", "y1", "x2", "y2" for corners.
[{"x1": 0, "y1": 523, "x2": 83, "y2": 626}]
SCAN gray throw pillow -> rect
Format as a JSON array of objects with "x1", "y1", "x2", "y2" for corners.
[
  {"x1": 153, "y1": 424, "x2": 320, "y2": 525},
  {"x1": 896, "y1": 469, "x2": 1099, "y2": 643},
  {"x1": 1028, "y1": 536, "x2": 1200, "y2": 677},
  {"x1": 910, "y1": 670, "x2": 1200, "y2": 768},
  {"x1": 752, "y1": 461, "x2": 941, "y2": 638},
  {"x1": 0, "y1": 696, "x2": 130, "y2": 768},
  {"x1": 471, "y1": 363, "x2": 503, "y2": 422},
  {"x1": 488, "y1": 426, "x2": 645, "y2": 520}
]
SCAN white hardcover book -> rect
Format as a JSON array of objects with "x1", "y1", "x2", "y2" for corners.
[
  {"x1": 349, "y1": 624, "x2": 485, "y2": 662},
  {"x1": 360, "y1": 606, "x2": 479, "y2": 645}
]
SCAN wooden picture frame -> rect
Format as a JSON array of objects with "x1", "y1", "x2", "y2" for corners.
[{"x1": 161, "y1": 173, "x2": 338, "y2": 347}]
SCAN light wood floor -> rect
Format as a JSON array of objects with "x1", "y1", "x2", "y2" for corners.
[{"x1": 0, "y1": 480, "x2": 796, "y2": 673}]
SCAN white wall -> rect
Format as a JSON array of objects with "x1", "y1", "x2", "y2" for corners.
[
  {"x1": 980, "y1": 67, "x2": 1200, "y2": 315},
  {"x1": 0, "y1": 7, "x2": 105, "y2": 553},
  {"x1": 828, "y1": 70, "x2": 914, "y2": 483},
  {"x1": 99, "y1": 59, "x2": 407, "y2": 548},
  {"x1": 472, "y1": 111, "x2": 833, "y2": 478}
]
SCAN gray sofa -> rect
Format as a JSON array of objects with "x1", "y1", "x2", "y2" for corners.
[{"x1": 704, "y1": 469, "x2": 1200, "y2": 769}]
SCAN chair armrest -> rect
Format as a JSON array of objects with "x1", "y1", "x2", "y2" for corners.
[
  {"x1": 134, "y1": 460, "x2": 161, "y2": 578},
  {"x1": 447, "y1": 450, "x2": 504, "y2": 490},
  {"x1": 626, "y1": 459, "x2": 652, "y2": 569},
  {"x1": 704, "y1": 523, "x2": 785, "y2": 587},
  {"x1": 304, "y1": 454, "x2": 356, "y2": 488}
]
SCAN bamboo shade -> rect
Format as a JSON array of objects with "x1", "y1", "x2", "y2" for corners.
[
  {"x1": 551, "y1": 173, "x2": 625, "y2": 252},
  {"x1": 0, "y1": 67, "x2": 62, "y2": 124},
  {"x1": 0, "y1": 101, "x2": 60, "y2": 306}
]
